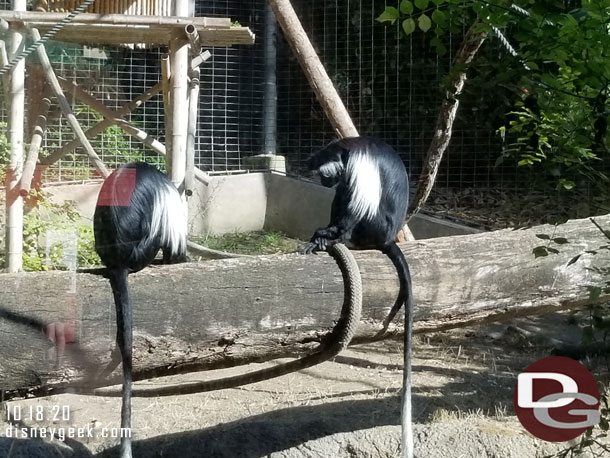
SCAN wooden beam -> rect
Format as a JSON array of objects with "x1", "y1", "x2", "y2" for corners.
[
  {"x1": 39, "y1": 82, "x2": 163, "y2": 167},
  {"x1": 56, "y1": 76, "x2": 167, "y2": 156},
  {"x1": 0, "y1": 12, "x2": 255, "y2": 47},
  {"x1": 1, "y1": 214, "x2": 609, "y2": 398},
  {"x1": 31, "y1": 28, "x2": 109, "y2": 178}
]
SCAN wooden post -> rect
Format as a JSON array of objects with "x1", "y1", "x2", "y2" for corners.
[
  {"x1": 30, "y1": 28, "x2": 110, "y2": 178},
  {"x1": 267, "y1": 0, "x2": 358, "y2": 138},
  {"x1": 5, "y1": 0, "x2": 26, "y2": 272}
]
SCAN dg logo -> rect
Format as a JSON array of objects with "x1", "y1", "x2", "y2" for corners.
[{"x1": 514, "y1": 356, "x2": 600, "y2": 442}]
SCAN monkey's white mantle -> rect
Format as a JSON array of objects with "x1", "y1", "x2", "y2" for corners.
[{"x1": 1, "y1": 214, "x2": 609, "y2": 398}]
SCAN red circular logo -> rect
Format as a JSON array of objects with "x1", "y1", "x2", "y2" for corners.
[{"x1": 514, "y1": 356, "x2": 600, "y2": 442}]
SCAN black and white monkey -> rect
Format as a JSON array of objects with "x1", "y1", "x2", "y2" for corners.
[
  {"x1": 94, "y1": 162, "x2": 187, "y2": 458},
  {"x1": 300, "y1": 136, "x2": 414, "y2": 458}
]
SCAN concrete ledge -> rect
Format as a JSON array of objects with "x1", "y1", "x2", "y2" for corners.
[{"x1": 43, "y1": 172, "x2": 483, "y2": 240}]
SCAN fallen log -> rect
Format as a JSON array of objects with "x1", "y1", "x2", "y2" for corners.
[{"x1": 1, "y1": 214, "x2": 609, "y2": 399}]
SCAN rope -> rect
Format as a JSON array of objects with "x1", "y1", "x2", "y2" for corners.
[{"x1": 0, "y1": 0, "x2": 97, "y2": 77}]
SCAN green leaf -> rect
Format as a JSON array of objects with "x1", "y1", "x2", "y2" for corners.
[
  {"x1": 533, "y1": 246, "x2": 549, "y2": 258},
  {"x1": 431, "y1": 9, "x2": 446, "y2": 26},
  {"x1": 430, "y1": 36, "x2": 447, "y2": 55},
  {"x1": 377, "y1": 6, "x2": 400, "y2": 24},
  {"x1": 414, "y1": 0, "x2": 429, "y2": 10},
  {"x1": 402, "y1": 18, "x2": 416, "y2": 35},
  {"x1": 547, "y1": 247, "x2": 559, "y2": 254},
  {"x1": 400, "y1": 0, "x2": 414, "y2": 15},
  {"x1": 418, "y1": 14, "x2": 432, "y2": 32},
  {"x1": 535, "y1": 234, "x2": 551, "y2": 240}
]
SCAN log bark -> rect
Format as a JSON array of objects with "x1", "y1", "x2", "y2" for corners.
[{"x1": 1, "y1": 215, "x2": 609, "y2": 399}]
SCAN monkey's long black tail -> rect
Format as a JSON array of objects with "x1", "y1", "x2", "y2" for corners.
[
  {"x1": 382, "y1": 242, "x2": 414, "y2": 458},
  {"x1": 108, "y1": 268, "x2": 133, "y2": 458},
  {"x1": 378, "y1": 242, "x2": 412, "y2": 334},
  {"x1": 90, "y1": 244, "x2": 362, "y2": 398}
]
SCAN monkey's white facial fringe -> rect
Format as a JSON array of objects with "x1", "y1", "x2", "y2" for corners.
[
  {"x1": 150, "y1": 184, "x2": 187, "y2": 257},
  {"x1": 319, "y1": 160, "x2": 343, "y2": 177},
  {"x1": 346, "y1": 152, "x2": 381, "y2": 221}
]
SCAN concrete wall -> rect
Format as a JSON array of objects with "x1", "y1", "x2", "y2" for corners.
[
  {"x1": 264, "y1": 174, "x2": 333, "y2": 240},
  {"x1": 188, "y1": 173, "x2": 268, "y2": 236},
  {"x1": 43, "y1": 172, "x2": 483, "y2": 240},
  {"x1": 44, "y1": 182, "x2": 102, "y2": 221}
]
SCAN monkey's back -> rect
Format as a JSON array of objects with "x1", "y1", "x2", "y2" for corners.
[
  {"x1": 94, "y1": 162, "x2": 186, "y2": 273},
  {"x1": 340, "y1": 137, "x2": 410, "y2": 248}
]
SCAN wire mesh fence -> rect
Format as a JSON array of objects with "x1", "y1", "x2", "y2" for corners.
[{"x1": 0, "y1": 0, "x2": 606, "y2": 221}]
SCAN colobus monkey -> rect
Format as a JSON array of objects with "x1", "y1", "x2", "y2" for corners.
[
  {"x1": 299, "y1": 136, "x2": 414, "y2": 458},
  {"x1": 94, "y1": 162, "x2": 187, "y2": 458}
]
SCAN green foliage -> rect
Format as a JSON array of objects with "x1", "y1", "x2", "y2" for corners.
[
  {"x1": 377, "y1": 1, "x2": 610, "y2": 196},
  {"x1": 534, "y1": 218, "x2": 610, "y2": 457},
  {"x1": 20, "y1": 192, "x2": 101, "y2": 271}
]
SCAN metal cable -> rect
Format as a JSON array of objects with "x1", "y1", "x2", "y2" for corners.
[{"x1": 0, "y1": 0, "x2": 97, "y2": 77}]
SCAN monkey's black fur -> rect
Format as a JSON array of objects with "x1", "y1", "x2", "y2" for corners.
[
  {"x1": 94, "y1": 162, "x2": 186, "y2": 458},
  {"x1": 300, "y1": 137, "x2": 414, "y2": 457},
  {"x1": 301, "y1": 137, "x2": 409, "y2": 252}
]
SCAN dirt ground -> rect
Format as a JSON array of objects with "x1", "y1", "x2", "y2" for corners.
[{"x1": 1, "y1": 313, "x2": 609, "y2": 458}]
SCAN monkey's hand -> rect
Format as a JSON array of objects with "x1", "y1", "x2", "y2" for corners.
[
  {"x1": 299, "y1": 227, "x2": 342, "y2": 254},
  {"x1": 299, "y1": 238, "x2": 327, "y2": 254}
]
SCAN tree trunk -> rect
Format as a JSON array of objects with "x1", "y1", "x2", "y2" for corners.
[
  {"x1": 1, "y1": 215, "x2": 608, "y2": 399},
  {"x1": 408, "y1": 20, "x2": 488, "y2": 216}
]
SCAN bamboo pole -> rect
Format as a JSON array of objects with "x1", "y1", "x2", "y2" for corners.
[
  {"x1": 168, "y1": 34, "x2": 189, "y2": 189},
  {"x1": 160, "y1": 52, "x2": 172, "y2": 172},
  {"x1": 185, "y1": 65, "x2": 199, "y2": 196},
  {"x1": 5, "y1": 0, "x2": 26, "y2": 272},
  {"x1": 19, "y1": 96, "x2": 51, "y2": 197},
  {"x1": 266, "y1": 0, "x2": 358, "y2": 138},
  {"x1": 168, "y1": 0, "x2": 190, "y2": 190},
  {"x1": 56, "y1": 76, "x2": 167, "y2": 156},
  {"x1": 185, "y1": 24, "x2": 200, "y2": 54},
  {"x1": 191, "y1": 49, "x2": 211, "y2": 70},
  {"x1": 40, "y1": 82, "x2": 163, "y2": 166},
  {"x1": 0, "y1": 12, "x2": 228, "y2": 27},
  {"x1": 30, "y1": 28, "x2": 109, "y2": 178}
]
